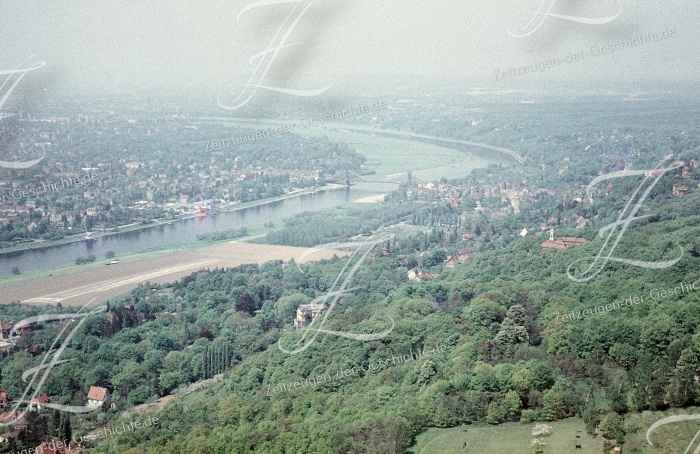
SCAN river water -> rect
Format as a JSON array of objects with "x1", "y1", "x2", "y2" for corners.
[{"x1": 0, "y1": 143, "x2": 512, "y2": 278}]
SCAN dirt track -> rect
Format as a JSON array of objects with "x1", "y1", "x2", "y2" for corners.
[{"x1": 1, "y1": 242, "x2": 346, "y2": 307}]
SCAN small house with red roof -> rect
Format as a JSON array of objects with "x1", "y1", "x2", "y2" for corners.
[
  {"x1": 86, "y1": 386, "x2": 110, "y2": 408},
  {"x1": 673, "y1": 184, "x2": 688, "y2": 197},
  {"x1": 541, "y1": 236, "x2": 586, "y2": 250},
  {"x1": 30, "y1": 393, "x2": 52, "y2": 412},
  {"x1": 14, "y1": 324, "x2": 31, "y2": 335},
  {"x1": 0, "y1": 322, "x2": 12, "y2": 339},
  {"x1": 0, "y1": 410, "x2": 24, "y2": 424}
]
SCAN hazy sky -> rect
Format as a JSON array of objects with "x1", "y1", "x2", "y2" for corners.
[{"x1": 0, "y1": 0, "x2": 697, "y2": 96}]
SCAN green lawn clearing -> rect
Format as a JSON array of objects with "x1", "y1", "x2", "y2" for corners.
[{"x1": 407, "y1": 418, "x2": 603, "y2": 454}]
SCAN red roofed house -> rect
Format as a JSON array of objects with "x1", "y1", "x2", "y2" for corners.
[
  {"x1": 673, "y1": 184, "x2": 688, "y2": 197},
  {"x1": 541, "y1": 240, "x2": 566, "y2": 250},
  {"x1": 560, "y1": 237, "x2": 586, "y2": 245},
  {"x1": 87, "y1": 386, "x2": 110, "y2": 408},
  {"x1": 407, "y1": 268, "x2": 439, "y2": 282},
  {"x1": 12, "y1": 324, "x2": 31, "y2": 336},
  {"x1": 0, "y1": 322, "x2": 12, "y2": 339},
  {"x1": 0, "y1": 390, "x2": 8, "y2": 406},
  {"x1": 541, "y1": 236, "x2": 586, "y2": 250},
  {"x1": 30, "y1": 393, "x2": 52, "y2": 412},
  {"x1": 0, "y1": 410, "x2": 24, "y2": 424}
]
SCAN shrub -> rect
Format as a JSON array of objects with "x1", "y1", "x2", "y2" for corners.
[
  {"x1": 531, "y1": 423, "x2": 553, "y2": 436},
  {"x1": 600, "y1": 413, "x2": 625, "y2": 441},
  {"x1": 520, "y1": 409, "x2": 539, "y2": 423}
]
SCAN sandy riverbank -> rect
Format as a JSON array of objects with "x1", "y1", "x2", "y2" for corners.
[{"x1": 354, "y1": 194, "x2": 387, "y2": 203}]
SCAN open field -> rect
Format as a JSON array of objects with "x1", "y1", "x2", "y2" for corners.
[
  {"x1": 331, "y1": 122, "x2": 526, "y2": 164},
  {"x1": 217, "y1": 118, "x2": 466, "y2": 178},
  {"x1": 299, "y1": 127, "x2": 466, "y2": 178},
  {"x1": 122, "y1": 394, "x2": 177, "y2": 420},
  {"x1": 0, "y1": 242, "x2": 348, "y2": 306},
  {"x1": 407, "y1": 418, "x2": 603, "y2": 454}
]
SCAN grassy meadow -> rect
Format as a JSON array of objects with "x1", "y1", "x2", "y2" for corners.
[{"x1": 407, "y1": 419, "x2": 602, "y2": 454}]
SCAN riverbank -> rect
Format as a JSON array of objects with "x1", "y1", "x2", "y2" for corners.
[{"x1": 217, "y1": 183, "x2": 346, "y2": 212}]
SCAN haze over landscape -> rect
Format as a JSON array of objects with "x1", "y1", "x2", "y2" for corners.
[{"x1": 0, "y1": 0, "x2": 697, "y2": 95}]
